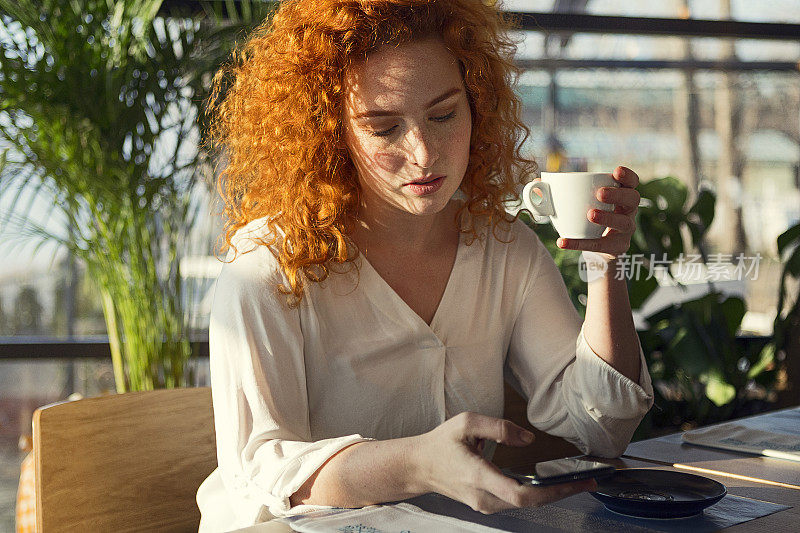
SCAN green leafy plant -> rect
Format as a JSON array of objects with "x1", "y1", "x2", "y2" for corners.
[
  {"x1": 770, "y1": 221, "x2": 800, "y2": 407},
  {"x1": 639, "y1": 292, "x2": 776, "y2": 428},
  {"x1": 526, "y1": 176, "x2": 779, "y2": 432},
  {"x1": 628, "y1": 176, "x2": 715, "y2": 307},
  {"x1": 528, "y1": 176, "x2": 716, "y2": 315},
  {"x1": 0, "y1": 0, "x2": 273, "y2": 391},
  {"x1": 633, "y1": 179, "x2": 777, "y2": 428}
]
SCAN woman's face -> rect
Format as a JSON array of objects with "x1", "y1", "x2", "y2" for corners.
[{"x1": 343, "y1": 36, "x2": 472, "y2": 220}]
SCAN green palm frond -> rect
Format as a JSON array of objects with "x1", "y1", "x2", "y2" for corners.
[{"x1": 1, "y1": 0, "x2": 275, "y2": 390}]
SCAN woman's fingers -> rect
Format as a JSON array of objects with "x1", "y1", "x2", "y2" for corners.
[
  {"x1": 469, "y1": 457, "x2": 599, "y2": 512},
  {"x1": 557, "y1": 236, "x2": 628, "y2": 257},
  {"x1": 418, "y1": 413, "x2": 539, "y2": 506},
  {"x1": 465, "y1": 459, "x2": 527, "y2": 512},
  {"x1": 588, "y1": 210, "x2": 636, "y2": 234},
  {"x1": 475, "y1": 462, "x2": 599, "y2": 513},
  {"x1": 452, "y1": 412, "x2": 534, "y2": 447},
  {"x1": 520, "y1": 478, "x2": 599, "y2": 508},
  {"x1": 510, "y1": 478, "x2": 598, "y2": 509},
  {"x1": 596, "y1": 186, "x2": 639, "y2": 212},
  {"x1": 613, "y1": 166, "x2": 639, "y2": 188},
  {"x1": 469, "y1": 489, "x2": 518, "y2": 514},
  {"x1": 472, "y1": 458, "x2": 534, "y2": 507},
  {"x1": 429, "y1": 413, "x2": 600, "y2": 515}
]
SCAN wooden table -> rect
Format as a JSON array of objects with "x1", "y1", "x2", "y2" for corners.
[
  {"x1": 230, "y1": 409, "x2": 799, "y2": 532},
  {"x1": 624, "y1": 407, "x2": 800, "y2": 490},
  {"x1": 618, "y1": 407, "x2": 800, "y2": 531},
  {"x1": 592, "y1": 457, "x2": 799, "y2": 532}
]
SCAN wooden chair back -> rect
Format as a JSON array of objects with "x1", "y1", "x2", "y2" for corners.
[{"x1": 33, "y1": 387, "x2": 216, "y2": 532}]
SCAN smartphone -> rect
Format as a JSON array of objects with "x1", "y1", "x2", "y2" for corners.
[{"x1": 503, "y1": 457, "x2": 615, "y2": 486}]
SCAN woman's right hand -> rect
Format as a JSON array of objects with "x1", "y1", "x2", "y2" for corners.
[{"x1": 408, "y1": 412, "x2": 597, "y2": 514}]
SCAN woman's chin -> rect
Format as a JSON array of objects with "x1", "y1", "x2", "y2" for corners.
[
  {"x1": 397, "y1": 196, "x2": 456, "y2": 218},
  {"x1": 398, "y1": 184, "x2": 463, "y2": 215}
]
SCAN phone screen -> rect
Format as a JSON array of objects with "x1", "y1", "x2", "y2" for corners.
[{"x1": 504, "y1": 458, "x2": 615, "y2": 486}]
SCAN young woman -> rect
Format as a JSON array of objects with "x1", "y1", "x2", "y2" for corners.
[{"x1": 196, "y1": 1, "x2": 653, "y2": 530}]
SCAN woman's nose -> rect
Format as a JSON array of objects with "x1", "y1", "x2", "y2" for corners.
[{"x1": 406, "y1": 127, "x2": 439, "y2": 169}]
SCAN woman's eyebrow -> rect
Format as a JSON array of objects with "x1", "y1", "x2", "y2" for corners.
[{"x1": 353, "y1": 87, "x2": 462, "y2": 119}]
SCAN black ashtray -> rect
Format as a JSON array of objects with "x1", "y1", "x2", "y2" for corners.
[{"x1": 589, "y1": 468, "x2": 727, "y2": 519}]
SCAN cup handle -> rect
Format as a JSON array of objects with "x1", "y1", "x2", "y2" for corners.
[{"x1": 522, "y1": 180, "x2": 555, "y2": 218}]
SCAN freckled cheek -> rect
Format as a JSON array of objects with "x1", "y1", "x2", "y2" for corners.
[
  {"x1": 372, "y1": 151, "x2": 406, "y2": 173},
  {"x1": 455, "y1": 117, "x2": 472, "y2": 163}
]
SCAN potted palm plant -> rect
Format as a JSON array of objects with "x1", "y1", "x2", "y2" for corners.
[{"x1": 0, "y1": 0, "x2": 273, "y2": 391}]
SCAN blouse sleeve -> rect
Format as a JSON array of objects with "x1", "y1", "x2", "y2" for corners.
[
  {"x1": 208, "y1": 232, "x2": 372, "y2": 523},
  {"x1": 504, "y1": 228, "x2": 654, "y2": 458}
]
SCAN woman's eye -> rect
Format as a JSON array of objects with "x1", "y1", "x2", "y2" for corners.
[
  {"x1": 431, "y1": 110, "x2": 455, "y2": 122},
  {"x1": 372, "y1": 125, "x2": 398, "y2": 137},
  {"x1": 369, "y1": 111, "x2": 454, "y2": 137}
]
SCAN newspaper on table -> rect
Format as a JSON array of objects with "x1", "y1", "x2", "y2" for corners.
[
  {"x1": 278, "y1": 502, "x2": 504, "y2": 532},
  {"x1": 681, "y1": 407, "x2": 800, "y2": 462},
  {"x1": 271, "y1": 492, "x2": 788, "y2": 533}
]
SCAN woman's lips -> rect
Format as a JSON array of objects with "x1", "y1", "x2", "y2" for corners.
[
  {"x1": 407, "y1": 174, "x2": 445, "y2": 185},
  {"x1": 405, "y1": 175, "x2": 445, "y2": 196}
]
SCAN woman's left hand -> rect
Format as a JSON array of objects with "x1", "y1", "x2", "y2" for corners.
[{"x1": 557, "y1": 166, "x2": 640, "y2": 262}]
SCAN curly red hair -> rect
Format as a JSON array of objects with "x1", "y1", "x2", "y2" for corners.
[{"x1": 206, "y1": 0, "x2": 537, "y2": 304}]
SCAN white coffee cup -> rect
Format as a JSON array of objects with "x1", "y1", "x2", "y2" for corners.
[{"x1": 521, "y1": 172, "x2": 619, "y2": 239}]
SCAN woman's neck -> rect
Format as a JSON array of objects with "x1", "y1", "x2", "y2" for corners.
[{"x1": 350, "y1": 199, "x2": 463, "y2": 254}]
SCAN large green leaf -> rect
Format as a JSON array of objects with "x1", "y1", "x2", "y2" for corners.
[
  {"x1": 705, "y1": 376, "x2": 736, "y2": 407},
  {"x1": 783, "y1": 245, "x2": 800, "y2": 278},
  {"x1": 719, "y1": 296, "x2": 746, "y2": 337},
  {"x1": 776, "y1": 222, "x2": 800, "y2": 257},
  {"x1": 686, "y1": 189, "x2": 716, "y2": 247},
  {"x1": 775, "y1": 221, "x2": 800, "y2": 281},
  {"x1": 666, "y1": 321, "x2": 712, "y2": 376},
  {"x1": 638, "y1": 176, "x2": 688, "y2": 215},
  {"x1": 628, "y1": 275, "x2": 659, "y2": 310},
  {"x1": 748, "y1": 343, "x2": 776, "y2": 380}
]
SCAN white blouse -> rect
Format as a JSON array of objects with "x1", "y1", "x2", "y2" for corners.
[{"x1": 196, "y1": 216, "x2": 654, "y2": 532}]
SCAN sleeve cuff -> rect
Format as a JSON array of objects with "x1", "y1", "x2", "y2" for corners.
[
  {"x1": 573, "y1": 323, "x2": 654, "y2": 421},
  {"x1": 261, "y1": 434, "x2": 375, "y2": 519}
]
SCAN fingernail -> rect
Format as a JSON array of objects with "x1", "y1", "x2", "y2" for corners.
[{"x1": 520, "y1": 431, "x2": 534, "y2": 443}]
